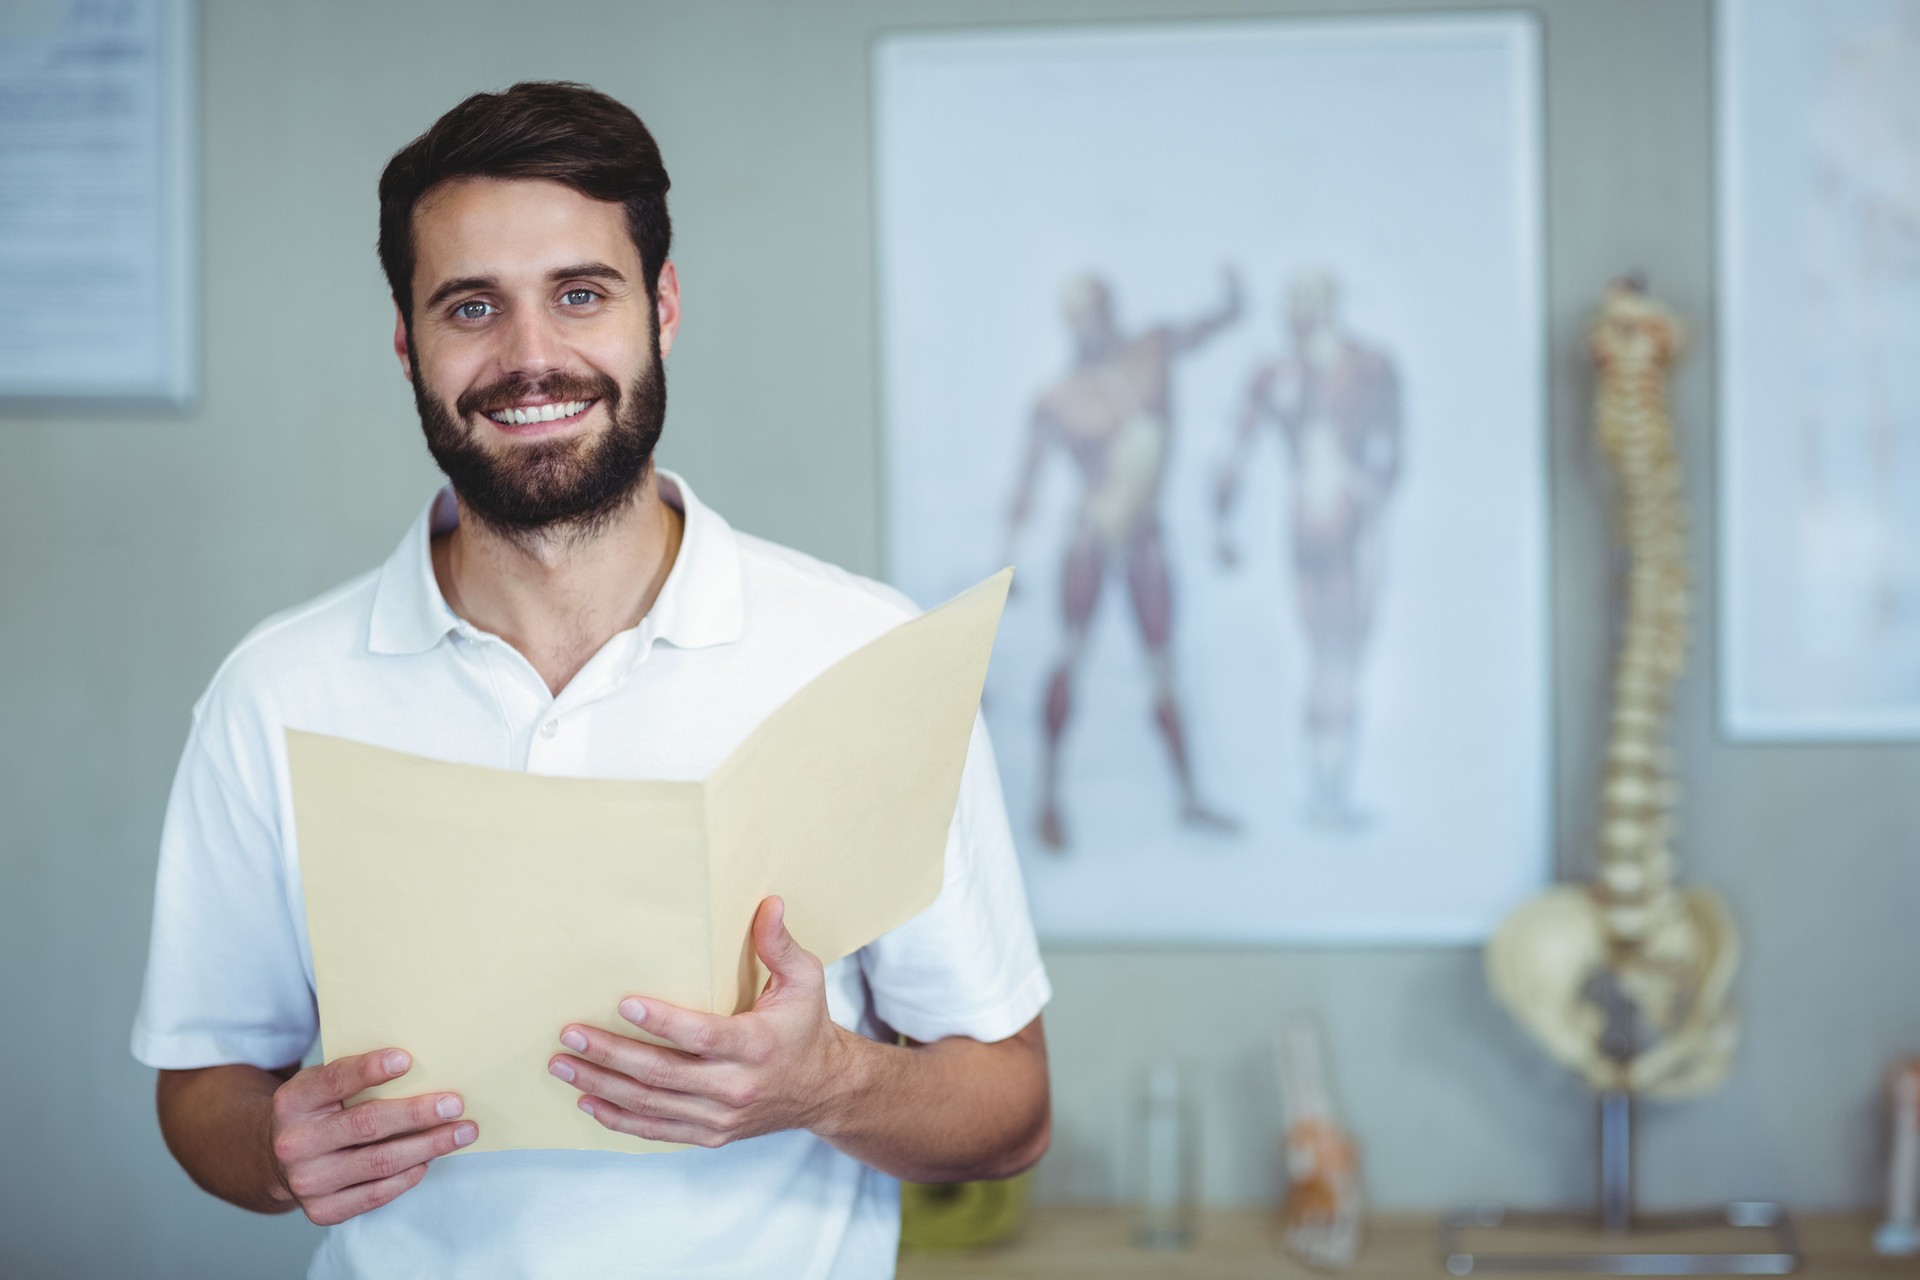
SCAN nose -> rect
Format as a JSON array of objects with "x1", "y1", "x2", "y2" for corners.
[{"x1": 499, "y1": 306, "x2": 565, "y2": 380}]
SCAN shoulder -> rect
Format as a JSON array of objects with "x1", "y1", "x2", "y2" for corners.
[
  {"x1": 733, "y1": 532, "x2": 921, "y2": 644},
  {"x1": 189, "y1": 570, "x2": 382, "y2": 752},
  {"x1": 207, "y1": 571, "x2": 380, "y2": 695}
]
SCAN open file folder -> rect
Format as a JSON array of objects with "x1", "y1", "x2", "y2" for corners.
[{"x1": 288, "y1": 569, "x2": 1011, "y2": 1154}]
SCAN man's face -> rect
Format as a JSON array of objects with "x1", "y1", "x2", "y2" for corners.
[{"x1": 395, "y1": 177, "x2": 681, "y2": 538}]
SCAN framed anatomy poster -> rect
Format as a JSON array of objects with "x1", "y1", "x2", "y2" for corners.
[
  {"x1": 1719, "y1": 0, "x2": 1920, "y2": 739},
  {"x1": 874, "y1": 15, "x2": 1550, "y2": 942}
]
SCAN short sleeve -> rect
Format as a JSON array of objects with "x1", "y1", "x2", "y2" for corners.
[
  {"x1": 129, "y1": 720, "x2": 317, "y2": 1070},
  {"x1": 858, "y1": 713, "x2": 1051, "y2": 1044}
]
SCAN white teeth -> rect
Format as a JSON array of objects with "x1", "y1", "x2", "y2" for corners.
[{"x1": 486, "y1": 400, "x2": 589, "y2": 425}]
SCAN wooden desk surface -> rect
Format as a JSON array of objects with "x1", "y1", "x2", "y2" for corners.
[{"x1": 899, "y1": 1209, "x2": 1913, "y2": 1279}]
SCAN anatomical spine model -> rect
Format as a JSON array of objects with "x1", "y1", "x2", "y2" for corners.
[{"x1": 1486, "y1": 281, "x2": 1741, "y2": 1100}]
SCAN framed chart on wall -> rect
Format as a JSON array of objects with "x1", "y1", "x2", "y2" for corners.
[
  {"x1": 1720, "y1": 0, "x2": 1920, "y2": 739},
  {"x1": 0, "y1": 0, "x2": 197, "y2": 405},
  {"x1": 874, "y1": 15, "x2": 1549, "y2": 943}
]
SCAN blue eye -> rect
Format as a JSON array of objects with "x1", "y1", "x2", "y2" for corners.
[
  {"x1": 562, "y1": 288, "x2": 598, "y2": 306},
  {"x1": 455, "y1": 300, "x2": 494, "y2": 320}
]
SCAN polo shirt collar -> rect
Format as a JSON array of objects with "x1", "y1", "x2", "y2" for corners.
[
  {"x1": 366, "y1": 468, "x2": 743, "y2": 656},
  {"x1": 640, "y1": 470, "x2": 745, "y2": 651}
]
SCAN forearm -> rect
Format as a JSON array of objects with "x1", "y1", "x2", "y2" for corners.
[
  {"x1": 155, "y1": 1064, "x2": 298, "y2": 1214},
  {"x1": 1173, "y1": 300, "x2": 1239, "y2": 352},
  {"x1": 813, "y1": 1020, "x2": 1050, "y2": 1183}
]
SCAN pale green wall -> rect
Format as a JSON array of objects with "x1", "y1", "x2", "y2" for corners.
[{"x1": 3, "y1": 2, "x2": 1916, "y2": 1276}]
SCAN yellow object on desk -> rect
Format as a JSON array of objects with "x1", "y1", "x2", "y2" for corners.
[{"x1": 900, "y1": 1173, "x2": 1031, "y2": 1251}]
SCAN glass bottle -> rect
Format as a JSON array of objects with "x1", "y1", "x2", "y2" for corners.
[{"x1": 1132, "y1": 1063, "x2": 1198, "y2": 1248}]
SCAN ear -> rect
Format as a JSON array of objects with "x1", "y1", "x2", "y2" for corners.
[
  {"x1": 654, "y1": 260, "x2": 682, "y2": 360},
  {"x1": 392, "y1": 303, "x2": 414, "y2": 383}
]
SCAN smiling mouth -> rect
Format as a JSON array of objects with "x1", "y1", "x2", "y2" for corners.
[{"x1": 485, "y1": 399, "x2": 595, "y2": 426}]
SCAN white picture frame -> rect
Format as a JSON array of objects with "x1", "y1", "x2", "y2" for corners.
[
  {"x1": 874, "y1": 14, "x2": 1549, "y2": 943},
  {"x1": 0, "y1": 0, "x2": 197, "y2": 406},
  {"x1": 1719, "y1": 0, "x2": 1920, "y2": 740}
]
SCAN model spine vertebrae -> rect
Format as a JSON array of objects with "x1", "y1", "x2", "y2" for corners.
[{"x1": 1485, "y1": 281, "x2": 1741, "y2": 1100}]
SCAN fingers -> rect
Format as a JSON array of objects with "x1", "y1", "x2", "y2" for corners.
[
  {"x1": 286, "y1": 1091, "x2": 465, "y2": 1164},
  {"x1": 575, "y1": 1095, "x2": 728, "y2": 1149},
  {"x1": 285, "y1": 1048, "x2": 412, "y2": 1113},
  {"x1": 560, "y1": 1018, "x2": 713, "y2": 1084},
  {"x1": 549, "y1": 1051, "x2": 737, "y2": 1131},
  {"x1": 299, "y1": 1161, "x2": 429, "y2": 1228},
  {"x1": 270, "y1": 1047, "x2": 472, "y2": 1227},
  {"x1": 606, "y1": 997, "x2": 741, "y2": 1059},
  {"x1": 289, "y1": 1119, "x2": 477, "y2": 1208}
]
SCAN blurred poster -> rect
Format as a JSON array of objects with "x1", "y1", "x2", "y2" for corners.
[
  {"x1": 0, "y1": 0, "x2": 195, "y2": 403},
  {"x1": 1721, "y1": 0, "x2": 1920, "y2": 738},
  {"x1": 874, "y1": 17, "x2": 1548, "y2": 942}
]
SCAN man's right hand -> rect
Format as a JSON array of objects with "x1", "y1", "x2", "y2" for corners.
[{"x1": 268, "y1": 1048, "x2": 476, "y2": 1226}]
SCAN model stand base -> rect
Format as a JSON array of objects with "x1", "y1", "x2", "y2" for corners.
[
  {"x1": 1873, "y1": 1220, "x2": 1917, "y2": 1257},
  {"x1": 1442, "y1": 1092, "x2": 1801, "y2": 1275},
  {"x1": 1440, "y1": 1201, "x2": 1799, "y2": 1275}
]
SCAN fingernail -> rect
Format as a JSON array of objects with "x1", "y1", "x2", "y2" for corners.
[
  {"x1": 578, "y1": 1098, "x2": 596, "y2": 1118},
  {"x1": 453, "y1": 1123, "x2": 477, "y2": 1147},
  {"x1": 384, "y1": 1050, "x2": 410, "y2": 1075},
  {"x1": 561, "y1": 1029, "x2": 588, "y2": 1052},
  {"x1": 619, "y1": 998, "x2": 646, "y2": 1024},
  {"x1": 549, "y1": 1059, "x2": 575, "y2": 1083},
  {"x1": 436, "y1": 1095, "x2": 463, "y2": 1120}
]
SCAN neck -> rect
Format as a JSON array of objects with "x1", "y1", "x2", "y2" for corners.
[{"x1": 431, "y1": 468, "x2": 685, "y2": 696}]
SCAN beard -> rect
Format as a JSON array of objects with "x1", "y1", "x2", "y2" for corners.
[{"x1": 410, "y1": 325, "x2": 666, "y2": 545}]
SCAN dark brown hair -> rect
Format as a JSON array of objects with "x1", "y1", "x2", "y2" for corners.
[{"x1": 378, "y1": 81, "x2": 672, "y2": 321}]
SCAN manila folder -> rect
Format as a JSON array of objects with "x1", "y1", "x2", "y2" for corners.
[{"x1": 288, "y1": 569, "x2": 1011, "y2": 1154}]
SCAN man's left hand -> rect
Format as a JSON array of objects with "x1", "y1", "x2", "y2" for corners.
[{"x1": 549, "y1": 896, "x2": 855, "y2": 1148}]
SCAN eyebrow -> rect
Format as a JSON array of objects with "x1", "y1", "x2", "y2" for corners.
[{"x1": 423, "y1": 261, "x2": 630, "y2": 312}]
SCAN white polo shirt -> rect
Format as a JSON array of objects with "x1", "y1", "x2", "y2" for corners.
[{"x1": 131, "y1": 470, "x2": 1050, "y2": 1280}]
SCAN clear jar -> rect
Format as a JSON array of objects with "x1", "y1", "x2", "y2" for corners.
[{"x1": 1132, "y1": 1063, "x2": 1199, "y2": 1248}]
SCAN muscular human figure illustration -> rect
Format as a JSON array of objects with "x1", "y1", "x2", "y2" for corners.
[
  {"x1": 1004, "y1": 271, "x2": 1242, "y2": 851},
  {"x1": 1215, "y1": 271, "x2": 1403, "y2": 829}
]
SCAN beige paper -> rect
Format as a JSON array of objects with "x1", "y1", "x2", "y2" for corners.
[{"x1": 289, "y1": 569, "x2": 1010, "y2": 1155}]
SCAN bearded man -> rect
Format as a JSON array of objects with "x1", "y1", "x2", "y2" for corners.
[{"x1": 131, "y1": 82, "x2": 1050, "y2": 1280}]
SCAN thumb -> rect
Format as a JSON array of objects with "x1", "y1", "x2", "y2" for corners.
[{"x1": 753, "y1": 896, "x2": 814, "y2": 994}]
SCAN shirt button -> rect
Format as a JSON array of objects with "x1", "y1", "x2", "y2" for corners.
[{"x1": 540, "y1": 720, "x2": 559, "y2": 739}]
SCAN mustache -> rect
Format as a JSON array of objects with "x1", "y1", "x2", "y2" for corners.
[{"x1": 456, "y1": 371, "x2": 620, "y2": 420}]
